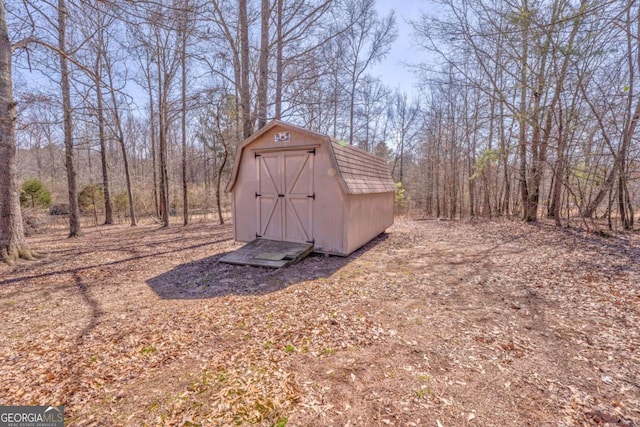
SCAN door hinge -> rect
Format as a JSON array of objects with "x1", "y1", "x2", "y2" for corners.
[
  {"x1": 255, "y1": 152, "x2": 261, "y2": 158},
  {"x1": 306, "y1": 239, "x2": 315, "y2": 244},
  {"x1": 255, "y1": 192, "x2": 261, "y2": 198},
  {"x1": 256, "y1": 233, "x2": 262, "y2": 238},
  {"x1": 307, "y1": 193, "x2": 315, "y2": 200},
  {"x1": 307, "y1": 148, "x2": 316, "y2": 155}
]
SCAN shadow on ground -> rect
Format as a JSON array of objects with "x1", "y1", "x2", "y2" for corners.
[{"x1": 147, "y1": 234, "x2": 388, "y2": 299}]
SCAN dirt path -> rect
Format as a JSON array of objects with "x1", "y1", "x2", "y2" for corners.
[{"x1": 0, "y1": 218, "x2": 638, "y2": 426}]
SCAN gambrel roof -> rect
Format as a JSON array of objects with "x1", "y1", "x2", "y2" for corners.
[
  {"x1": 328, "y1": 139, "x2": 396, "y2": 194},
  {"x1": 227, "y1": 120, "x2": 395, "y2": 195}
]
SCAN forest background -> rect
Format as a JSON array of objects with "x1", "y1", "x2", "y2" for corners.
[{"x1": 2, "y1": 0, "x2": 639, "y2": 245}]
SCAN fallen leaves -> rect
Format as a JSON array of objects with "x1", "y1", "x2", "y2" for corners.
[
  {"x1": 586, "y1": 409, "x2": 636, "y2": 427},
  {"x1": 0, "y1": 219, "x2": 638, "y2": 426}
]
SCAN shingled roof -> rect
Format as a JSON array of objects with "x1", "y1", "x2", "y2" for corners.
[{"x1": 328, "y1": 139, "x2": 396, "y2": 194}]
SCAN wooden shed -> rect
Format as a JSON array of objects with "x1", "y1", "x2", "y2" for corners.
[{"x1": 226, "y1": 120, "x2": 395, "y2": 256}]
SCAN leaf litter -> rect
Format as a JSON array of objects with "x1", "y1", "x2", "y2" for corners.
[{"x1": 0, "y1": 218, "x2": 638, "y2": 426}]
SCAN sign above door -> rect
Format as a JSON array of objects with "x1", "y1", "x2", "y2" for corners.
[{"x1": 274, "y1": 132, "x2": 290, "y2": 142}]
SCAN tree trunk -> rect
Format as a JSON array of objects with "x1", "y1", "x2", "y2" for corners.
[
  {"x1": 525, "y1": 1, "x2": 562, "y2": 223},
  {"x1": 145, "y1": 54, "x2": 160, "y2": 218},
  {"x1": 58, "y1": 0, "x2": 81, "y2": 237},
  {"x1": 0, "y1": 1, "x2": 32, "y2": 263},
  {"x1": 256, "y1": 0, "x2": 270, "y2": 129},
  {"x1": 119, "y1": 136, "x2": 137, "y2": 227},
  {"x1": 105, "y1": 53, "x2": 136, "y2": 226},
  {"x1": 348, "y1": 72, "x2": 357, "y2": 145},
  {"x1": 155, "y1": 52, "x2": 170, "y2": 227},
  {"x1": 550, "y1": 103, "x2": 565, "y2": 226},
  {"x1": 518, "y1": 0, "x2": 531, "y2": 222},
  {"x1": 181, "y1": 20, "x2": 189, "y2": 226},
  {"x1": 274, "y1": 0, "x2": 284, "y2": 120},
  {"x1": 215, "y1": 142, "x2": 228, "y2": 225},
  {"x1": 624, "y1": 176, "x2": 634, "y2": 228},
  {"x1": 239, "y1": 0, "x2": 252, "y2": 138},
  {"x1": 94, "y1": 52, "x2": 113, "y2": 225},
  {"x1": 150, "y1": 100, "x2": 159, "y2": 217},
  {"x1": 618, "y1": 175, "x2": 628, "y2": 229},
  {"x1": 499, "y1": 101, "x2": 510, "y2": 216}
]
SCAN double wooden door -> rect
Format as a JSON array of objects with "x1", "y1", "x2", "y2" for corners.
[{"x1": 256, "y1": 150, "x2": 314, "y2": 244}]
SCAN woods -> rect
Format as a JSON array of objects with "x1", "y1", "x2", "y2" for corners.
[
  {"x1": 412, "y1": 0, "x2": 640, "y2": 226},
  {"x1": 1, "y1": 0, "x2": 640, "y2": 261}
]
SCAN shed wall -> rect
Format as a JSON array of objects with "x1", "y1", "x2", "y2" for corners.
[
  {"x1": 311, "y1": 143, "x2": 345, "y2": 255},
  {"x1": 232, "y1": 155, "x2": 257, "y2": 242},
  {"x1": 344, "y1": 192, "x2": 394, "y2": 255}
]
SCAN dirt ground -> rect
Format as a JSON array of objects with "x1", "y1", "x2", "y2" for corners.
[{"x1": 0, "y1": 218, "x2": 638, "y2": 426}]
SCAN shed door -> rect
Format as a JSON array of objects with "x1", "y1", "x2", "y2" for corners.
[{"x1": 257, "y1": 150, "x2": 314, "y2": 243}]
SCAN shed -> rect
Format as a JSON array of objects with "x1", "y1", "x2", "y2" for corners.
[{"x1": 226, "y1": 120, "x2": 395, "y2": 256}]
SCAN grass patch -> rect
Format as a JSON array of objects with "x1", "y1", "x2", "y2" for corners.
[{"x1": 140, "y1": 345, "x2": 157, "y2": 356}]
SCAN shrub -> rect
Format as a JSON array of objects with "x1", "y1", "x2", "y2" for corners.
[{"x1": 20, "y1": 178, "x2": 52, "y2": 209}]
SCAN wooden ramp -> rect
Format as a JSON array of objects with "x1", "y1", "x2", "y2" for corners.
[{"x1": 219, "y1": 239, "x2": 314, "y2": 268}]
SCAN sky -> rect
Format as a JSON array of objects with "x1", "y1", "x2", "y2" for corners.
[{"x1": 372, "y1": 0, "x2": 440, "y2": 96}]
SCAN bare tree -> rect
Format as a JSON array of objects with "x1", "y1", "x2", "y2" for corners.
[
  {"x1": 256, "y1": 0, "x2": 270, "y2": 129},
  {"x1": 78, "y1": 5, "x2": 115, "y2": 226},
  {"x1": 389, "y1": 90, "x2": 419, "y2": 185},
  {"x1": 128, "y1": 1, "x2": 184, "y2": 226},
  {"x1": 337, "y1": 0, "x2": 396, "y2": 145},
  {"x1": 58, "y1": 0, "x2": 81, "y2": 236},
  {"x1": 239, "y1": 0, "x2": 252, "y2": 137},
  {"x1": 179, "y1": 0, "x2": 192, "y2": 226},
  {"x1": 271, "y1": 0, "x2": 333, "y2": 122},
  {"x1": 579, "y1": 1, "x2": 639, "y2": 229},
  {"x1": 0, "y1": 0, "x2": 32, "y2": 263},
  {"x1": 93, "y1": 48, "x2": 114, "y2": 225},
  {"x1": 103, "y1": 46, "x2": 137, "y2": 227},
  {"x1": 196, "y1": 94, "x2": 234, "y2": 225}
]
